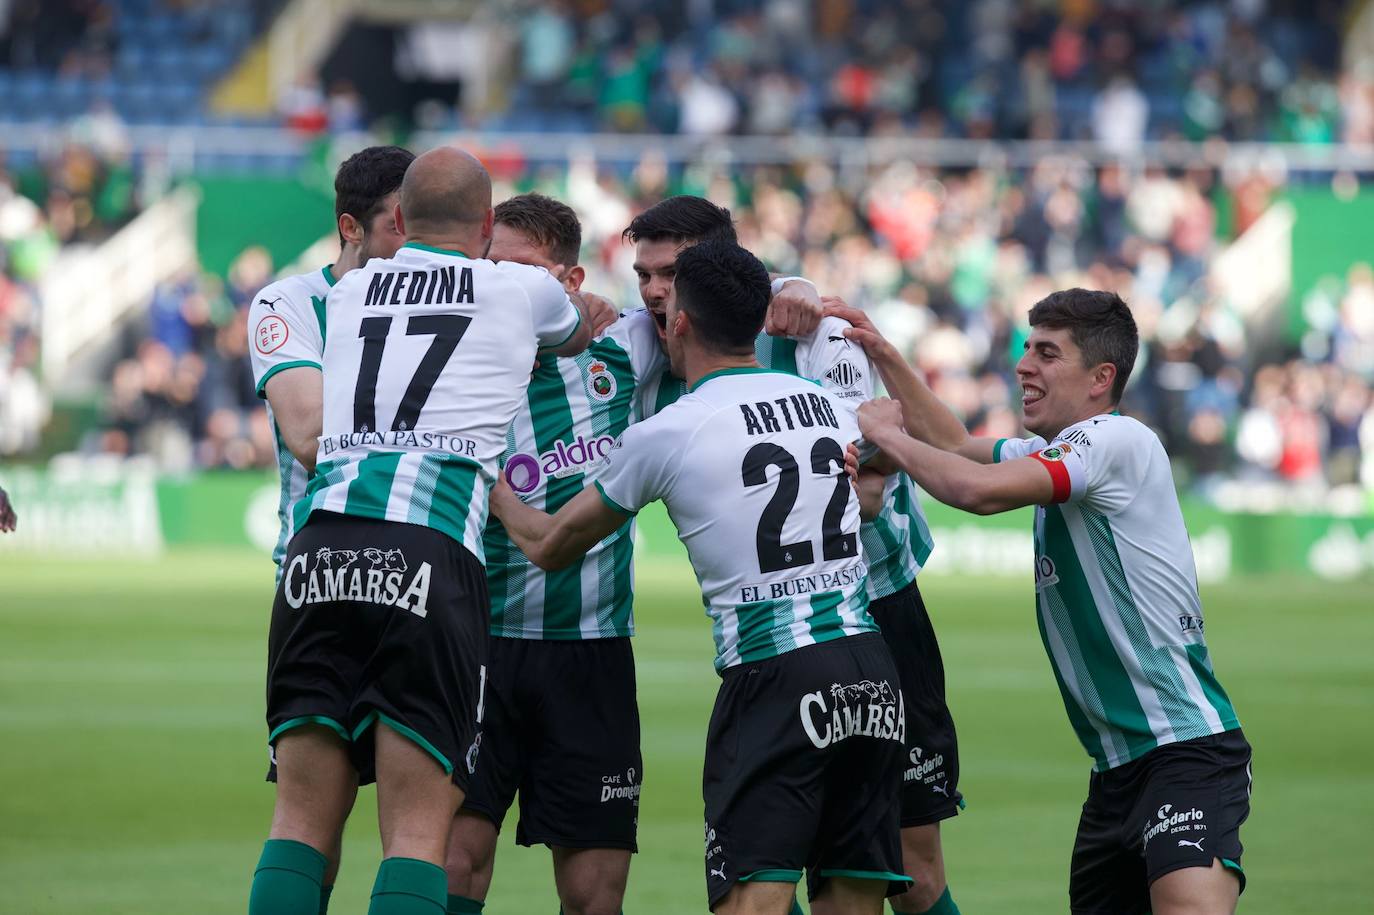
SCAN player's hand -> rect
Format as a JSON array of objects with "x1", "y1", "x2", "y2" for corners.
[
  {"x1": 822, "y1": 297, "x2": 896, "y2": 362},
  {"x1": 489, "y1": 476, "x2": 518, "y2": 521},
  {"x1": 765, "y1": 280, "x2": 822, "y2": 337},
  {"x1": 582, "y1": 292, "x2": 620, "y2": 337},
  {"x1": 0, "y1": 485, "x2": 15, "y2": 533},
  {"x1": 858, "y1": 397, "x2": 905, "y2": 443},
  {"x1": 844, "y1": 443, "x2": 862, "y2": 489}
]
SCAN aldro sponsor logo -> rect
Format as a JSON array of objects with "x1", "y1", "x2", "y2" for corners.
[
  {"x1": 504, "y1": 434, "x2": 617, "y2": 495},
  {"x1": 1142, "y1": 803, "x2": 1207, "y2": 848},
  {"x1": 601, "y1": 766, "x2": 641, "y2": 803},
  {"x1": 800, "y1": 679, "x2": 905, "y2": 749},
  {"x1": 283, "y1": 547, "x2": 433, "y2": 618}
]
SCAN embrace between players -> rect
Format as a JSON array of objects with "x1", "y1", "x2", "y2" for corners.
[{"x1": 245, "y1": 146, "x2": 1251, "y2": 915}]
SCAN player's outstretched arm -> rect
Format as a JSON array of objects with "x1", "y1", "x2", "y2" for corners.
[
  {"x1": 0, "y1": 485, "x2": 16, "y2": 532},
  {"x1": 489, "y1": 477, "x2": 630, "y2": 570},
  {"x1": 543, "y1": 291, "x2": 595, "y2": 357},
  {"x1": 857, "y1": 399, "x2": 1054, "y2": 515},
  {"x1": 764, "y1": 277, "x2": 823, "y2": 337},
  {"x1": 264, "y1": 368, "x2": 324, "y2": 472},
  {"x1": 823, "y1": 299, "x2": 998, "y2": 464}
]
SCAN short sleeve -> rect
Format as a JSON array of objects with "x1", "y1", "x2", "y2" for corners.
[
  {"x1": 795, "y1": 315, "x2": 875, "y2": 419},
  {"x1": 249, "y1": 281, "x2": 325, "y2": 398},
  {"x1": 1017, "y1": 419, "x2": 1149, "y2": 509},
  {"x1": 595, "y1": 412, "x2": 684, "y2": 515},
  {"x1": 601, "y1": 309, "x2": 667, "y2": 387},
  {"x1": 992, "y1": 436, "x2": 1043, "y2": 464},
  {"x1": 510, "y1": 264, "x2": 581, "y2": 349}
]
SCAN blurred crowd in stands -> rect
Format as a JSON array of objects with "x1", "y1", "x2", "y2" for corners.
[
  {"x1": 491, "y1": 0, "x2": 1357, "y2": 145},
  {"x1": 5, "y1": 146, "x2": 1371, "y2": 502},
  {"x1": 1, "y1": 1, "x2": 1372, "y2": 505}
]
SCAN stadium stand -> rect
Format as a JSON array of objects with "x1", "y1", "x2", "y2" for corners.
[{"x1": 0, "y1": 0, "x2": 1371, "y2": 505}]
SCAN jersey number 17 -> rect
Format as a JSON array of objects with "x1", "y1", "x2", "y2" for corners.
[{"x1": 353, "y1": 314, "x2": 471, "y2": 433}]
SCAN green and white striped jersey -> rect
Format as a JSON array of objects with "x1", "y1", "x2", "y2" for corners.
[
  {"x1": 247, "y1": 266, "x2": 333, "y2": 573},
  {"x1": 485, "y1": 309, "x2": 666, "y2": 639},
  {"x1": 637, "y1": 316, "x2": 935, "y2": 601},
  {"x1": 299, "y1": 242, "x2": 583, "y2": 561},
  {"x1": 601, "y1": 367, "x2": 876, "y2": 672},
  {"x1": 995, "y1": 413, "x2": 1241, "y2": 771}
]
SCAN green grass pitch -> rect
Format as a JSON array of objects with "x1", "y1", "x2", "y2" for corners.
[{"x1": 1, "y1": 549, "x2": 1369, "y2": 913}]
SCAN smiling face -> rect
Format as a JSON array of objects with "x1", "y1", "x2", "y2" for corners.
[
  {"x1": 1015, "y1": 325, "x2": 1117, "y2": 440},
  {"x1": 634, "y1": 237, "x2": 696, "y2": 349}
]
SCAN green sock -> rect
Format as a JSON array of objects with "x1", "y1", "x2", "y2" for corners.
[
  {"x1": 448, "y1": 895, "x2": 485, "y2": 914},
  {"x1": 368, "y1": 857, "x2": 447, "y2": 914},
  {"x1": 900, "y1": 887, "x2": 960, "y2": 915},
  {"x1": 318, "y1": 884, "x2": 333, "y2": 914},
  {"x1": 249, "y1": 839, "x2": 327, "y2": 915},
  {"x1": 790, "y1": 899, "x2": 806, "y2": 915}
]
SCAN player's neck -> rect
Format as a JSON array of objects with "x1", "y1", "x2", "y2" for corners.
[
  {"x1": 405, "y1": 231, "x2": 480, "y2": 257},
  {"x1": 682, "y1": 350, "x2": 760, "y2": 391}
]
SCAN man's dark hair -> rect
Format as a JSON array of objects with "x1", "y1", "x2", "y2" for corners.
[
  {"x1": 494, "y1": 193, "x2": 582, "y2": 266},
  {"x1": 1028, "y1": 288, "x2": 1139, "y2": 403},
  {"x1": 673, "y1": 240, "x2": 770, "y2": 352},
  {"x1": 623, "y1": 195, "x2": 737, "y2": 245},
  {"x1": 334, "y1": 145, "x2": 415, "y2": 243}
]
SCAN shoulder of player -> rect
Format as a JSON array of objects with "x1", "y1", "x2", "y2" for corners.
[
  {"x1": 248, "y1": 271, "x2": 325, "y2": 320},
  {"x1": 487, "y1": 258, "x2": 560, "y2": 291},
  {"x1": 1056, "y1": 413, "x2": 1157, "y2": 450}
]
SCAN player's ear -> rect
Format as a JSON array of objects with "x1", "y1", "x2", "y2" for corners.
[
  {"x1": 393, "y1": 202, "x2": 407, "y2": 238},
  {"x1": 480, "y1": 207, "x2": 495, "y2": 242},
  {"x1": 338, "y1": 212, "x2": 363, "y2": 247},
  {"x1": 563, "y1": 264, "x2": 585, "y2": 292},
  {"x1": 1092, "y1": 362, "x2": 1117, "y2": 400}
]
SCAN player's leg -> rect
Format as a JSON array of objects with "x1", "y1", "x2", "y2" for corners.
[
  {"x1": 869, "y1": 582, "x2": 963, "y2": 915},
  {"x1": 370, "y1": 721, "x2": 464, "y2": 914},
  {"x1": 805, "y1": 636, "x2": 910, "y2": 915},
  {"x1": 523, "y1": 638, "x2": 642, "y2": 915},
  {"x1": 319, "y1": 775, "x2": 359, "y2": 912},
  {"x1": 355, "y1": 521, "x2": 492, "y2": 915},
  {"x1": 250, "y1": 725, "x2": 356, "y2": 915},
  {"x1": 551, "y1": 847, "x2": 632, "y2": 915},
  {"x1": 1139, "y1": 730, "x2": 1252, "y2": 915},
  {"x1": 446, "y1": 636, "x2": 527, "y2": 913},
  {"x1": 445, "y1": 812, "x2": 499, "y2": 910},
  {"x1": 809, "y1": 877, "x2": 887, "y2": 915},
  {"x1": 1149, "y1": 860, "x2": 1240, "y2": 915},
  {"x1": 891, "y1": 824, "x2": 950, "y2": 913},
  {"x1": 254, "y1": 518, "x2": 372, "y2": 915},
  {"x1": 715, "y1": 881, "x2": 800, "y2": 915}
]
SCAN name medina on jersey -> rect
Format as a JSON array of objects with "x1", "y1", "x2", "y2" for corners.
[
  {"x1": 504, "y1": 433, "x2": 616, "y2": 494},
  {"x1": 282, "y1": 547, "x2": 434, "y2": 618},
  {"x1": 800, "y1": 679, "x2": 905, "y2": 749}
]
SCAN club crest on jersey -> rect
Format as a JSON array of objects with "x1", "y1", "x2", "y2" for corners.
[
  {"x1": 282, "y1": 547, "x2": 433, "y2": 618},
  {"x1": 1037, "y1": 444, "x2": 1072, "y2": 462},
  {"x1": 255, "y1": 314, "x2": 289, "y2": 355},
  {"x1": 586, "y1": 361, "x2": 618, "y2": 402},
  {"x1": 799, "y1": 679, "x2": 905, "y2": 749},
  {"x1": 824, "y1": 359, "x2": 864, "y2": 396}
]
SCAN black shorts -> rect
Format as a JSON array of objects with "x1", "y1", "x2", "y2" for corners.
[
  {"x1": 461, "y1": 636, "x2": 642, "y2": 851},
  {"x1": 265, "y1": 512, "x2": 489, "y2": 790},
  {"x1": 869, "y1": 580, "x2": 963, "y2": 827},
  {"x1": 703, "y1": 633, "x2": 910, "y2": 911},
  {"x1": 1070, "y1": 729, "x2": 1253, "y2": 915}
]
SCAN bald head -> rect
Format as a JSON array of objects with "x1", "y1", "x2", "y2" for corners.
[{"x1": 399, "y1": 147, "x2": 493, "y2": 235}]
